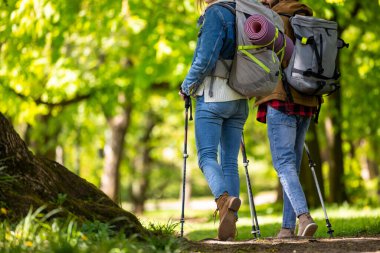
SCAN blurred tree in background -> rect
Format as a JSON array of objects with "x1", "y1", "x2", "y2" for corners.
[{"x1": 1, "y1": 0, "x2": 379, "y2": 214}]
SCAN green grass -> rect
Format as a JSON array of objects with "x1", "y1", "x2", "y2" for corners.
[
  {"x1": 0, "y1": 206, "x2": 182, "y2": 253},
  {"x1": 139, "y1": 201, "x2": 380, "y2": 241},
  {"x1": 0, "y1": 202, "x2": 379, "y2": 252}
]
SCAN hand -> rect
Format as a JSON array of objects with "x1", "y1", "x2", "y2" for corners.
[{"x1": 178, "y1": 89, "x2": 187, "y2": 100}]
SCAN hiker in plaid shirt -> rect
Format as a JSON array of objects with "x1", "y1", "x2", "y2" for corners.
[{"x1": 256, "y1": 0, "x2": 319, "y2": 239}]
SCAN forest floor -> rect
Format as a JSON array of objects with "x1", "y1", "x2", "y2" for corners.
[
  {"x1": 138, "y1": 196, "x2": 380, "y2": 252},
  {"x1": 183, "y1": 236, "x2": 380, "y2": 253}
]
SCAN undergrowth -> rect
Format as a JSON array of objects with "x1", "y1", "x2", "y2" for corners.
[{"x1": 0, "y1": 206, "x2": 182, "y2": 253}]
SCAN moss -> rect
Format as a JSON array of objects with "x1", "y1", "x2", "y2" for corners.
[{"x1": 0, "y1": 113, "x2": 147, "y2": 237}]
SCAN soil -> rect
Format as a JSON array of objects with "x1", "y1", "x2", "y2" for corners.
[{"x1": 183, "y1": 237, "x2": 380, "y2": 253}]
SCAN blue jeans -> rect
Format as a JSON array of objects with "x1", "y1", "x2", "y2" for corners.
[
  {"x1": 266, "y1": 105, "x2": 311, "y2": 229},
  {"x1": 195, "y1": 96, "x2": 248, "y2": 199}
]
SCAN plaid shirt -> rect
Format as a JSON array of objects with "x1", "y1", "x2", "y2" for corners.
[{"x1": 257, "y1": 100, "x2": 317, "y2": 123}]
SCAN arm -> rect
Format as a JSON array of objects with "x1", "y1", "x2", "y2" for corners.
[{"x1": 181, "y1": 6, "x2": 226, "y2": 96}]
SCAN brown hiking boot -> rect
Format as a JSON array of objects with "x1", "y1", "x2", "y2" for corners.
[
  {"x1": 297, "y1": 213, "x2": 318, "y2": 237},
  {"x1": 215, "y1": 192, "x2": 241, "y2": 241},
  {"x1": 277, "y1": 228, "x2": 295, "y2": 239}
]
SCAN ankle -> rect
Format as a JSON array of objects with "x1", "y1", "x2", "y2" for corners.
[
  {"x1": 216, "y1": 192, "x2": 229, "y2": 201},
  {"x1": 298, "y1": 212, "x2": 312, "y2": 221},
  {"x1": 215, "y1": 192, "x2": 229, "y2": 209},
  {"x1": 298, "y1": 212, "x2": 309, "y2": 218}
]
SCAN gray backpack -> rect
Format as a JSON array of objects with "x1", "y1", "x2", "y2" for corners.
[
  {"x1": 213, "y1": 0, "x2": 284, "y2": 98},
  {"x1": 284, "y1": 15, "x2": 348, "y2": 95}
]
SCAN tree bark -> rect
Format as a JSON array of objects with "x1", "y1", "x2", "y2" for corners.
[
  {"x1": 362, "y1": 139, "x2": 380, "y2": 202},
  {"x1": 130, "y1": 110, "x2": 158, "y2": 214},
  {"x1": 325, "y1": 92, "x2": 347, "y2": 204},
  {"x1": 25, "y1": 114, "x2": 58, "y2": 161},
  {"x1": 100, "y1": 104, "x2": 132, "y2": 203},
  {"x1": 324, "y1": 21, "x2": 347, "y2": 203},
  {"x1": 0, "y1": 113, "x2": 145, "y2": 236}
]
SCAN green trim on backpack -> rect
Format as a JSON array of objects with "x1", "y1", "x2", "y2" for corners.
[
  {"x1": 211, "y1": 0, "x2": 285, "y2": 98},
  {"x1": 239, "y1": 48, "x2": 270, "y2": 73},
  {"x1": 284, "y1": 15, "x2": 344, "y2": 96},
  {"x1": 238, "y1": 28, "x2": 280, "y2": 74}
]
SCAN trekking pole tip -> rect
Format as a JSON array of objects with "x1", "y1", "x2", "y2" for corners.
[
  {"x1": 180, "y1": 218, "x2": 186, "y2": 236},
  {"x1": 326, "y1": 219, "x2": 334, "y2": 238},
  {"x1": 251, "y1": 228, "x2": 261, "y2": 237}
]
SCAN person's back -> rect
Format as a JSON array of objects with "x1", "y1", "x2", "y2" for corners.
[
  {"x1": 182, "y1": 2, "x2": 242, "y2": 101},
  {"x1": 255, "y1": 0, "x2": 319, "y2": 239},
  {"x1": 180, "y1": 0, "x2": 249, "y2": 241}
]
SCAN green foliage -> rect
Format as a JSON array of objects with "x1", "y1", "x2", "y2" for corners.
[
  {"x1": 1, "y1": 0, "x2": 380, "y2": 209},
  {"x1": 0, "y1": 164, "x2": 16, "y2": 185},
  {"x1": 0, "y1": 203, "x2": 379, "y2": 252},
  {"x1": 0, "y1": 207, "x2": 183, "y2": 253},
  {"x1": 145, "y1": 221, "x2": 182, "y2": 252},
  {"x1": 299, "y1": 0, "x2": 380, "y2": 204},
  {"x1": 50, "y1": 193, "x2": 68, "y2": 206}
]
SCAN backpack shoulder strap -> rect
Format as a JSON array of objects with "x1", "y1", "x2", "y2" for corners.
[
  {"x1": 277, "y1": 12, "x2": 292, "y2": 18},
  {"x1": 207, "y1": 2, "x2": 235, "y2": 98},
  {"x1": 214, "y1": 2, "x2": 236, "y2": 15},
  {"x1": 277, "y1": 9, "x2": 312, "y2": 19}
]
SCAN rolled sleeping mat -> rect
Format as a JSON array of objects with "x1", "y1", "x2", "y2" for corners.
[
  {"x1": 272, "y1": 31, "x2": 284, "y2": 52},
  {"x1": 269, "y1": 32, "x2": 294, "y2": 62},
  {"x1": 244, "y1": 14, "x2": 276, "y2": 46},
  {"x1": 283, "y1": 35, "x2": 294, "y2": 62}
]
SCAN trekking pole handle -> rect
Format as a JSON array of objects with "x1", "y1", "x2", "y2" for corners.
[
  {"x1": 184, "y1": 95, "x2": 193, "y2": 121},
  {"x1": 185, "y1": 95, "x2": 190, "y2": 108}
]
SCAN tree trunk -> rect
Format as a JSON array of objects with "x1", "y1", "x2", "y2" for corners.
[
  {"x1": 101, "y1": 104, "x2": 132, "y2": 203},
  {"x1": 74, "y1": 126, "x2": 81, "y2": 175},
  {"x1": 130, "y1": 110, "x2": 158, "y2": 214},
  {"x1": 0, "y1": 113, "x2": 145, "y2": 236},
  {"x1": 319, "y1": 5, "x2": 347, "y2": 204},
  {"x1": 325, "y1": 91, "x2": 347, "y2": 204},
  {"x1": 372, "y1": 140, "x2": 380, "y2": 202},
  {"x1": 361, "y1": 139, "x2": 380, "y2": 203},
  {"x1": 25, "y1": 114, "x2": 58, "y2": 161}
]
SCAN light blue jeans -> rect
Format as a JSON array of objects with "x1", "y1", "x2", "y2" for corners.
[
  {"x1": 266, "y1": 105, "x2": 311, "y2": 229},
  {"x1": 195, "y1": 96, "x2": 248, "y2": 200}
]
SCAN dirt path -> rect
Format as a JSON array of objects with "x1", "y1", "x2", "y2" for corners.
[{"x1": 183, "y1": 237, "x2": 380, "y2": 253}]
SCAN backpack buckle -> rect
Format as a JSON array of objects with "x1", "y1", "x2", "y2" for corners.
[
  {"x1": 301, "y1": 36, "x2": 314, "y2": 45},
  {"x1": 303, "y1": 69, "x2": 313, "y2": 76}
]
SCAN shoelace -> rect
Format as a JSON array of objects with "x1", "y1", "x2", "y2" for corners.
[
  {"x1": 213, "y1": 208, "x2": 219, "y2": 225},
  {"x1": 213, "y1": 195, "x2": 228, "y2": 224}
]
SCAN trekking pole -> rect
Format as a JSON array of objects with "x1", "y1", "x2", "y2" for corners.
[
  {"x1": 304, "y1": 143, "x2": 334, "y2": 238},
  {"x1": 240, "y1": 134, "x2": 261, "y2": 238},
  {"x1": 180, "y1": 95, "x2": 192, "y2": 237}
]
